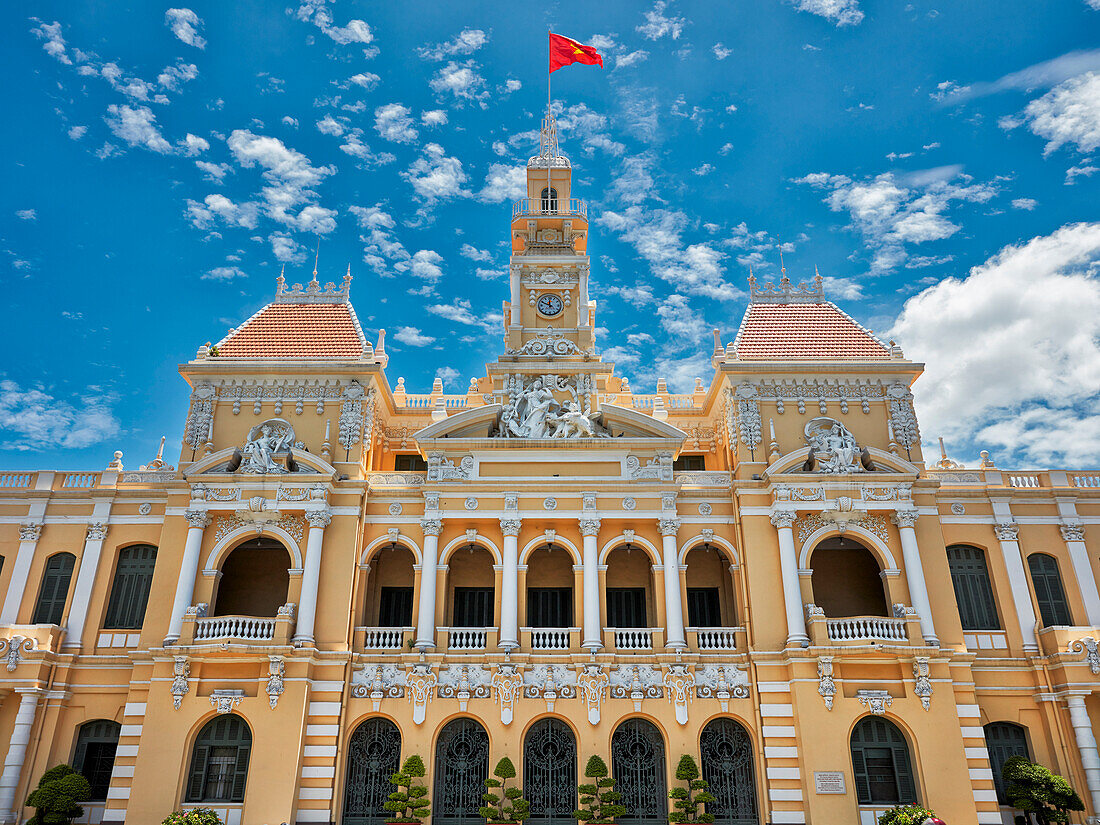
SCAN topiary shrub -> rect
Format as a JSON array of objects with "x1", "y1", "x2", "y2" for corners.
[
  {"x1": 877, "y1": 805, "x2": 934, "y2": 825},
  {"x1": 1003, "y1": 755, "x2": 1085, "y2": 825},
  {"x1": 161, "y1": 810, "x2": 224, "y2": 825},
  {"x1": 668, "y1": 755, "x2": 715, "y2": 824},
  {"x1": 479, "y1": 757, "x2": 530, "y2": 824},
  {"x1": 385, "y1": 754, "x2": 431, "y2": 823},
  {"x1": 25, "y1": 764, "x2": 91, "y2": 825},
  {"x1": 574, "y1": 755, "x2": 626, "y2": 825}
]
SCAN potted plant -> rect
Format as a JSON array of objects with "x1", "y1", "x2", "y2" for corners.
[
  {"x1": 480, "y1": 757, "x2": 530, "y2": 824},
  {"x1": 385, "y1": 754, "x2": 431, "y2": 824},
  {"x1": 668, "y1": 755, "x2": 715, "y2": 824},
  {"x1": 162, "y1": 810, "x2": 225, "y2": 825},
  {"x1": 877, "y1": 805, "x2": 935, "y2": 825},
  {"x1": 25, "y1": 764, "x2": 91, "y2": 825},
  {"x1": 574, "y1": 755, "x2": 626, "y2": 825},
  {"x1": 1003, "y1": 755, "x2": 1085, "y2": 824}
]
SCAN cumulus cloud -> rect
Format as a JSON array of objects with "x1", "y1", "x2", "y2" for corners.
[
  {"x1": 202, "y1": 266, "x2": 247, "y2": 281},
  {"x1": 31, "y1": 20, "x2": 71, "y2": 64},
  {"x1": 402, "y1": 143, "x2": 468, "y2": 205},
  {"x1": 656, "y1": 293, "x2": 709, "y2": 342},
  {"x1": 293, "y1": 0, "x2": 373, "y2": 44},
  {"x1": 427, "y1": 298, "x2": 499, "y2": 334},
  {"x1": 349, "y1": 204, "x2": 409, "y2": 273},
  {"x1": 478, "y1": 163, "x2": 527, "y2": 203},
  {"x1": 418, "y1": 28, "x2": 488, "y2": 60},
  {"x1": 16, "y1": 210, "x2": 37, "y2": 221},
  {"x1": 393, "y1": 249, "x2": 444, "y2": 291},
  {"x1": 181, "y1": 133, "x2": 209, "y2": 155},
  {"x1": 165, "y1": 9, "x2": 206, "y2": 48},
  {"x1": 104, "y1": 105, "x2": 173, "y2": 153},
  {"x1": 1012, "y1": 197, "x2": 1038, "y2": 210},
  {"x1": 637, "y1": 2, "x2": 686, "y2": 40},
  {"x1": 316, "y1": 114, "x2": 345, "y2": 136},
  {"x1": 460, "y1": 243, "x2": 492, "y2": 262},
  {"x1": 185, "y1": 194, "x2": 260, "y2": 230},
  {"x1": 195, "y1": 160, "x2": 232, "y2": 182},
  {"x1": 712, "y1": 43, "x2": 731, "y2": 60},
  {"x1": 889, "y1": 221, "x2": 1100, "y2": 466},
  {"x1": 157, "y1": 60, "x2": 199, "y2": 91},
  {"x1": 374, "y1": 103, "x2": 418, "y2": 143},
  {"x1": 787, "y1": 0, "x2": 864, "y2": 26},
  {"x1": 429, "y1": 60, "x2": 488, "y2": 104},
  {"x1": 394, "y1": 326, "x2": 436, "y2": 346},
  {"x1": 68, "y1": 125, "x2": 87, "y2": 140},
  {"x1": 1000, "y1": 72, "x2": 1100, "y2": 156},
  {"x1": 421, "y1": 109, "x2": 448, "y2": 126},
  {"x1": 0, "y1": 380, "x2": 119, "y2": 450},
  {"x1": 347, "y1": 72, "x2": 380, "y2": 90}
]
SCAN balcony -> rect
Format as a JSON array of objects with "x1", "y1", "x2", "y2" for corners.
[
  {"x1": 805, "y1": 606, "x2": 919, "y2": 646},
  {"x1": 606, "y1": 627, "x2": 662, "y2": 651},
  {"x1": 511, "y1": 198, "x2": 588, "y2": 220},
  {"x1": 356, "y1": 626, "x2": 413, "y2": 650},
  {"x1": 442, "y1": 626, "x2": 495, "y2": 650},
  {"x1": 179, "y1": 604, "x2": 295, "y2": 645},
  {"x1": 523, "y1": 627, "x2": 577, "y2": 650},
  {"x1": 689, "y1": 626, "x2": 745, "y2": 651}
]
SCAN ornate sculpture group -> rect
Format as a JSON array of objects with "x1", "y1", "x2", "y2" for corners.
[
  {"x1": 496, "y1": 375, "x2": 609, "y2": 439},
  {"x1": 803, "y1": 416, "x2": 875, "y2": 474}
]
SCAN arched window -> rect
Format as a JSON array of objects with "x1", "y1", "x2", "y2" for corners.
[
  {"x1": 524, "y1": 718, "x2": 577, "y2": 825},
  {"x1": 103, "y1": 545, "x2": 157, "y2": 629},
  {"x1": 213, "y1": 536, "x2": 291, "y2": 617},
  {"x1": 32, "y1": 552, "x2": 76, "y2": 625},
  {"x1": 1027, "y1": 553, "x2": 1073, "y2": 627},
  {"x1": 73, "y1": 720, "x2": 120, "y2": 800},
  {"x1": 611, "y1": 719, "x2": 666, "y2": 825},
  {"x1": 343, "y1": 718, "x2": 401, "y2": 825},
  {"x1": 540, "y1": 187, "x2": 558, "y2": 213},
  {"x1": 984, "y1": 722, "x2": 1031, "y2": 804},
  {"x1": 810, "y1": 538, "x2": 888, "y2": 617},
  {"x1": 850, "y1": 717, "x2": 917, "y2": 805},
  {"x1": 433, "y1": 718, "x2": 489, "y2": 825},
  {"x1": 699, "y1": 718, "x2": 758, "y2": 825},
  {"x1": 946, "y1": 545, "x2": 1000, "y2": 630},
  {"x1": 185, "y1": 715, "x2": 252, "y2": 803}
]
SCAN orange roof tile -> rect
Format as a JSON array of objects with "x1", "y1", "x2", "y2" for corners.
[
  {"x1": 215, "y1": 302, "x2": 366, "y2": 359},
  {"x1": 734, "y1": 302, "x2": 890, "y2": 360}
]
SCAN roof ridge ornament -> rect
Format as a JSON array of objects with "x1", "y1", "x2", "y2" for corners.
[
  {"x1": 274, "y1": 265, "x2": 352, "y2": 304},
  {"x1": 528, "y1": 111, "x2": 570, "y2": 170},
  {"x1": 748, "y1": 267, "x2": 825, "y2": 304}
]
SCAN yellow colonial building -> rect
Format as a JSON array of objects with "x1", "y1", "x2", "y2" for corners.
[{"x1": 0, "y1": 116, "x2": 1099, "y2": 825}]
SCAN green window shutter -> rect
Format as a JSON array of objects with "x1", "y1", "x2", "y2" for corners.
[
  {"x1": 32, "y1": 553, "x2": 76, "y2": 625},
  {"x1": 851, "y1": 717, "x2": 917, "y2": 805},
  {"x1": 1028, "y1": 553, "x2": 1073, "y2": 627},
  {"x1": 186, "y1": 745, "x2": 209, "y2": 801},
  {"x1": 189, "y1": 714, "x2": 252, "y2": 803},
  {"x1": 984, "y1": 722, "x2": 1030, "y2": 803},
  {"x1": 947, "y1": 545, "x2": 1000, "y2": 630},
  {"x1": 104, "y1": 545, "x2": 158, "y2": 629},
  {"x1": 850, "y1": 748, "x2": 870, "y2": 803},
  {"x1": 892, "y1": 739, "x2": 917, "y2": 803},
  {"x1": 231, "y1": 742, "x2": 250, "y2": 802}
]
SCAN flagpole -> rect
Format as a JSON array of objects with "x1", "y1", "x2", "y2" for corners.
[{"x1": 547, "y1": 30, "x2": 552, "y2": 216}]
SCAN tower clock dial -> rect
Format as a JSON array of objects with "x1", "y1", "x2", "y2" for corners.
[{"x1": 536, "y1": 293, "x2": 564, "y2": 318}]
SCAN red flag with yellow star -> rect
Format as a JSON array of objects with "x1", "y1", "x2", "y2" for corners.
[{"x1": 549, "y1": 33, "x2": 604, "y2": 73}]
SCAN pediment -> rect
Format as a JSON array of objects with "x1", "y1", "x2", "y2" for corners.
[
  {"x1": 185, "y1": 446, "x2": 337, "y2": 478},
  {"x1": 763, "y1": 445, "x2": 920, "y2": 478}
]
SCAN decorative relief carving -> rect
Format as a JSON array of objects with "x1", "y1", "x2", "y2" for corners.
[
  {"x1": 856, "y1": 690, "x2": 892, "y2": 715},
  {"x1": 0, "y1": 636, "x2": 34, "y2": 672},
  {"x1": 1062, "y1": 523, "x2": 1086, "y2": 542},
  {"x1": 184, "y1": 384, "x2": 215, "y2": 450},
  {"x1": 770, "y1": 510, "x2": 797, "y2": 531},
  {"x1": 351, "y1": 664, "x2": 406, "y2": 711},
  {"x1": 994, "y1": 522, "x2": 1020, "y2": 542},
  {"x1": 497, "y1": 374, "x2": 607, "y2": 439},
  {"x1": 891, "y1": 509, "x2": 919, "y2": 529},
  {"x1": 695, "y1": 665, "x2": 749, "y2": 713},
  {"x1": 211, "y1": 515, "x2": 244, "y2": 544},
  {"x1": 610, "y1": 665, "x2": 663, "y2": 711},
  {"x1": 887, "y1": 383, "x2": 919, "y2": 449},
  {"x1": 579, "y1": 518, "x2": 601, "y2": 537},
  {"x1": 139, "y1": 503, "x2": 152, "y2": 515},
  {"x1": 732, "y1": 385, "x2": 761, "y2": 451},
  {"x1": 368, "y1": 473, "x2": 425, "y2": 490},
  {"x1": 86, "y1": 522, "x2": 108, "y2": 541},
  {"x1": 577, "y1": 664, "x2": 609, "y2": 724},
  {"x1": 241, "y1": 419, "x2": 296, "y2": 474},
  {"x1": 305, "y1": 509, "x2": 332, "y2": 529},
  {"x1": 950, "y1": 503, "x2": 965, "y2": 515},
  {"x1": 464, "y1": 497, "x2": 478, "y2": 511},
  {"x1": 18, "y1": 523, "x2": 42, "y2": 542},
  {"x1": 438, "y1": 664, "x2": 491, "y2": 712},
  {"x1": 507, "y1": 327, "x2": 586, "y2": 357},
  {"x1": 804, "y1": 417, "x2": 873, "y2": 474},
  {"x1": 171, "y1": 656, "x2": 190, "y2": 709},
  {"x1": 523, "y1": 664, "x2": 577, "y2": 713},
  {"x1": 1071, "y1": 637, "x2": 1100, "y2": 675},
  {"x1": 266, "y1": 656, "x2": 285, "y2": 709},
  {"x1": 210, "y1": 690, "x2": 244, "y2": 714},
  {"x1": 420, "y1": 518, "x2": 443, "y2": 538},
  {"x1": 628, "y1": 453, "x2": 673, "y2": 481},
  {"x1": 663, "y1": 664, "x2": 696, "y2": 725},
  {"x1": 698, "y1": 503, "x2": 712, "y2": 516},
  {"x1": 337, "y1": 382, "x2": 369, "y2": 449},
  {"x1": 817, "y1": 657, "x2": 836, "y2": 710},
  {"x1": 658, "y1": 518, "x2": 681, "y2": 537},
  {"x1": 388, "y1": 503, "x2": 403, "y2": 516},
  {"x1": 491, "y1": 664, "x2": 525, "y2": 725},
  {"x1": 427, "y1": 453, "x2": 474, "y2": 482},
  {"x1": 543, "y1": 497, "x2": 557, "y2": 511},
  {"x1": 913, "y1": 658, "x2": 932, "y2": 710},
  {"x1": 406, "y1": 663, "x2": 437, "y2": 725},
  {"x1": 622, "y1": 497, "x2": 637, "y2": 510},
  {"x1": 500, "y1": 518, "x2": 522, "y2": 537}
]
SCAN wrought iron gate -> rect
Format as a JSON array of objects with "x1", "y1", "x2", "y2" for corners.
[
  {"x1": 433, "y1": 718, "x2": 490, "y2": 825},
  {"x1": 700, "y1": 719, "x2": 759, "y2": 825},
  {"x1": 342, "y1": 717, "x2": 401, "y2": 825},
  {"x1": 611, "y1": 719, "x2": 667, "y2": 825},
  {"x1": 524, "y1": 718, "x2": 577, "y2": 825}
]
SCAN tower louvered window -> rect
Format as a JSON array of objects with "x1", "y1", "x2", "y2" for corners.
[
  {"x1": 850, "y1": 717, "x2": 917, "y2": 805},
  {"x1": 32, "y1": 552, "x2": 75, "y2": 625},
  {"x1": 984, "y1": 722, "x2": 1031, "y2": 804},
  {"x1": 103, "y1": 545, "x2": 157, "y2": 629},
  {"x1": 1028, "y1": 553, "x2": 1073, "y2": 627},
  {"x1": 73, "y1": 720, "x2": 120, "y2": 800},
  {"x1": 946, "y1": 545, "x2": 1000, "y2": 630},
  {"x1": 186, "y1": 715, "x2": 251, "y2": 803}
]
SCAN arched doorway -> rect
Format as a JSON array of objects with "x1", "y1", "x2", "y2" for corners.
[
  {"x1": 525, "y1": 546, "x2": 575, "y2": 635},
  {"x1": 343, "y1": 718, "x2": 401, "y2": 825},
  {"x1": 684, "y1": 544, "x2": 737, "y2": 628},
  {"x1": 214, "y1": 536, "x2": 291, "y2": 616},
  {"x1": 699, "y1": 718, "x2": 758, "y2": 825},
  {"x1": 524, "y1": 718, "x2": 577, "y2": 825},
  {"x1": 810, "y1": 537, "x2": 888, "y2": 617},
  {"x1": 611, "y1": 719, "x2": 666, "y2": 825},
  {"x1": 433, "y1": 718, "x2": 490, "y2": 825},
  {"x1": 364, "y1": 543, "x2": 416, "y2": 627},
  {"x1": 605, "y1": 547, "x2": 656, "y2": 631}
]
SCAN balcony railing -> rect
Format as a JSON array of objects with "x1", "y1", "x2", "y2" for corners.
[
  {"x1": 360, "y1": 626, "x2": 412, "y2": 649},
  {"x1": 609, "y1": 627, "x2": 657, "y2": 650},
  {"x1": 511, "y1": 198, "x2": 588, "y2": 220},
  {"x1": 525, "y1": 627, "x2": 575, "y2": 650},
  {"x1": 826, "y1": 616, "x2": 907, "y2": 642},
  {"x1": 195, "y1": 615, "x2": 277, "y2": 641},
  {"x1": 690, "y1": 627, "x2": 743, "y2": 650},
  {"x1": 445, "y1": 627, "x2": 489, "y2": 650},
  {"x1": 1073, "y1": 473, "x2": 1100, "y2": 488}
]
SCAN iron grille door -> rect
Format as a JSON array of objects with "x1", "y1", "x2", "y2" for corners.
[
  {"x1": 524, "y1": 718, "x2": 577, "y2": 825},
  {"x1": 607, "y1": 588, "x2": 647, "y2": 628},
  {"x1": 343, "y1": 718, "x2": 401, "y2": 825},
  {"x1": 433, "y1": 718, "x2": 490, "y2": 825},
  {"x1": 527, "y1": 588, "x2": 573, "y2": 628},
  {"x1": 611, "y1": 719, "x2": 666, "y2": 825},
  {"x1": 700, "y1": 719, "x2": 759, "y2": 825}
]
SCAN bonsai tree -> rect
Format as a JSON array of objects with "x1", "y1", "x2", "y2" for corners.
[
  {"x1": 162, "y1": 811, "x2": 224, "y2": 825},
  {"x1": 480, "y1": 757, "x2": 530, "y2": 824},
  {"x1": 877, "y1": 805, "x2": 934, "y2": 825},
  {"x1": 574, "y1": 755, "x2": 626, "y2": 825},
  {"x1": 668, "y1": 755, "x2": 715, "y2": 824},
  {"x1": 25, "y1": 764, "x2": 91, "y2": 825},
  {"x1": 1003, "y1": 755, "x2": 1085, "y2": 824},
  {"x1": 385, "y1": 755, "x2": 431, "y2": 823}
]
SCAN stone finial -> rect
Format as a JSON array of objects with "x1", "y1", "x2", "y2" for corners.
[{"x1": 107, "y1": 451, "x2": 124, "y2": 471}]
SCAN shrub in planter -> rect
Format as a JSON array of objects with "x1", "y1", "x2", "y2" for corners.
[
  {"x1": 668, "y1": 755, "x2": 715, "y2": 825},
  {"x1": 25, "y1": 764, "x2": 91, "y2": 825},
  {"x1": 479, "y1": 757, "x2": 530, "y2": 824},
  {"x1": 574, "y1": 755, "x2": 626, "y2": 825},
  {"x1": 1003, "y1": 755, "x2": 1084, "y2": 825},
  {"x1": 877, "y1": 806, "x2": 934, "y2": 825},
  {"x1": 161, "y1": 810, "x2": 224, "y2": 825},
  {"x1": 385, "y1": 755, "x2": 431, "y2": 824}
]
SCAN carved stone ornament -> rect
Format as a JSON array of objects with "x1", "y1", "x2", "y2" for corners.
[
  {"x1": 464, "y1": 497, "x2": 479, "y2": 511},
  {"x1": 663, "y1": 664, "x2": 696, "y2": 725},
  {"x1": 496, "y1": 374, "x2": 609, "y2": 439},
  {"x1": 804, "y1": 417, "x2": 871, "y2": 474},
  {"x1": 171, "y1": 656, "x2": 190, "y2": 710},
  {"x1": 523, "y1": 664, "x2": 577, "y2": 713},
  {"x1": 698, "y1": 503, "x2": 712, "y2": 516},
  {"x1": 85, "y1": 522, "x2": 108, "y2": 541},
  {"x1": 1062, "y1": 523, "x2": 1086, "y2": 542},
  {"x1": 406, "y1": 663, "x2": 437, "y2": 725},
  {"x1": 610, "y1": 665, "x2": 663, "y2": 711},
  {"x1": 266, "y1": 656, "x2": 285, "y2": 709},
  {"x1": 507, "y1": 327, "x2": 586, "y2": 357},
  {"x1": 184, "y1": 385, "x2": 215, "y2": 450},
  {"x1": 734, "y1": 384, "x2": 762, "y2": 450},
  {"x1": 770, "y1": 510, "x2": 797, "y2": 530},
  {"x1": 491, "y1": 664, "x2": 525, "y2": 726},
  {"x1": 420, "y1": 518, "x2": 444, "y2": 538},
  {"x1": 427, "y1": 453, "x2": 474, "y2": 482},
  {"x1": 0, "y1": 636, "x2": 34, "y2": 672},
  {"x1": 338, "y1": 383, "x2": 371, "y2": 450},
  {"x1": 577, "y1": 664, "x2": 609, "y2": 725},
  {"x1": 139, "y1": 503, "x2": 152, "y2": 515},
  {"x1": 818, "y1": 657, "x2": 836, "y2": 710},
  {"x1": 994, "y1": 521, "x2": 1020, "y2": 542},
  {"x1": 351, "y1": 664, "x2": 407, "y2": 711},
  {"x1": 628, "y1": 453, "x2": 674, "y2": 481},
  {"x1": 695, "y1": 665, "x2": 750, "y2": 712},
  {"x1": 913, "y1": 658, "x2": 933, "y2": 711},
  {"x1": 891, "y1": 509, "x2": 919, "y2": 530},
  {"x1": 210, "y1": 690, "x2": 244, "y2": 714},
  {"x1": 950, "y1": 503, "x2": 965, "y2": 515},
  {"x1": 856, "y1": 689, "x2": 892, "y2": 715},
  {"x1": 18, "y1": 523, "x2": 42, "y2": 542},
  {"x1": 582, "y1": 492, "x2": 597, "y2": 511},
  {"x1": 622, "y1": 496, "x2": 637, "y2": 510},
  {"x1": 241, "y1": 419, "x2": 296, "y2": 474},
  {"x1": 579, "y1": 518, "x2": 601, "y2": 537},
  {"x1": 543, "y1": 497, "x2": 557, "y2": 511},
  {"x1": 389, "y1": 503, "x2": 403, "y2": 516},
  {"x1": 305, "y1": 509, "x2": 332, "y2": 529},
  {"x1": 886, "y1": 383, "x2": 919, "y2": 449},
  {"x1": 438, "y1": 664, "x2": 491, "y2": 712},
  {"x1": 658, "y1": 518, "x2": 681, "y2": 537},
  {"x1": 1071, "y1": 637, "x2": 1100, "y2": 675}
]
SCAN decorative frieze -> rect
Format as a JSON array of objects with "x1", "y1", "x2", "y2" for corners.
[
  {"x1": 523, "y1": 665, "x2": 577, "y2": 713},
  {"x1": 437, "y1": 664, "x2": 491, "y2": 712},
  {"x1": 695, "y1": 665, "x2": 749, "y2": 712},
  {"x1": 351, "y1": 664, "x2": 407, "y2": 711},
  {"x1": 610, "y1": 665, "x2": 663, "y2": 711},
  {"x1": 627, "y1": 453, "x2": 673, "y2": 481},
  {"x1": 427, "y1": 453, "x2": 474, "y2": 481},
  {"x1": 1071, "y1": 637, "x2": 1100, "y2": 675}
]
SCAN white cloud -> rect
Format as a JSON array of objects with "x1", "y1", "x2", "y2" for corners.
[
  {"x1": 435, "y1": 366, "x2": 461, "y2": 384},
  {"x1": 889, "y1": 221, "x2": 1100, "y2": 466},
  {"x1": 1067, "y1": 162, "x2": 1098, "y2": 184},
  {"x1": 349, "y1": 204, "x2": 409, "y2": 273},
  {"x1": 637, "y1": 2, "x2": 686, "y2": 40},
  {"x1": 68, "y1": 125, "x2": 87, "y2": 140},
  {"x1": 503, "y1": 79, "x2": 522, "y2": 93},
  {"x1": 402, "y1": 143, "x2": 468, "y2": 204},
  {"x1": 316, "y1": 114, "x2": 345, "y2": 136},
  {"x1": 16, "y1": 210, "x2": 36, "y2": 221},
  {"x1": 282, "y1": 116, "x2": 299, "y2": 128},
  {"x1": 712, "y1": 43, "x2": 731, "y2": 60},
  {"x1": 475, "y1": 268, "x2": 503, "y2": 280},
  {"x1": 31, "y1": 20, "x2": 71, "y2": 64},
  {"x1": 426, "y1": 298, "x2": 498, "y2": 334},
  {"x1": 656, "y1": 293, "x2": 709, "y2": 342},
  {"x1": 421, "y1": 109, "x2": 448, "y2": 126},
  {"x1": 418, "y1": 28, "x2": 489, "y2": 61},
  {"x1": 787, "y1": 0, "x2": 864, "y2": 27},
  {"x1": 270, "y1": 233, "x2": 304, "y2": 263},
  {"x1": 157, "y1": 60, "x2": 198, "y2": 91},
  {"x1": 347, "y1": 72, "x2": 380, "y2": 90},
  {"x1": 938, "y1": 49, "x2": 1100, "y2": 104},
  {"x1": 293, "y1": 1, "x2": 373, "y2": 44},
  {"x1": 429, "y1": 61, "x2": 488, "y2": 104},
  {"x1": 1012, "y1": 197, "x2": 1038, "y2": 211},
  {"x1": 339, "y1": 132, "x2": 396, "y2": 166},
  {"x1": 0, "y1": 380, "x2": 119, "y2": 450},
  {"x1": 478, "y1": 163, "x2": 527, "y2": 203},
  {"x1": 394, "y1": 249, "x2": 444, "y2": 288},
  {"x1": 195, "y1": 160, "x2": 232, "y2": 182},
  {"x1": 616, "y1": 50, "x2": 650, "y2": 70},
  {"x1": 202, "y1": 266, "x2": 247, "y2": 281},
  {"x1": 460, "y1": 243, "x2": 492, "y2": 262},
  {"x1": 166, "y1": 9, "x2": 206, "y2": 48},
  {"x1": 185, "y1": 194, "x2": 260, "y2": 230},
  {"x1": 693, "y1": 163, "x2": 714, "y2": 176},
  {"x1": 181, "y1": 133, "x2": 209, "y2": 155},
  {"x1": 1001, "y1": 72, "x2": 1100, "y2": 156},
  {"x1": 100, "y1": 63, "x2": 158, "y2": 102},
  {"x1": 374, "y1": 103, "x2": 418, "y2": 143},
  {"x1": 394, "y1": 326, "x2": 436, "y2": 346},
  {"x1": 104, "y1": 105, "x2": 173, "y2": 153}
]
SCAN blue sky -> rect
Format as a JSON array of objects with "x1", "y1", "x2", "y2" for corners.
[{"x1": 2, "y1": 0, "x2": 1099, "y2": 471}]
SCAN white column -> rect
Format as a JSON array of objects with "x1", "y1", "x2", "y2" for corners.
[
  {"x1": 1063, "y1": 523, "x2": 1100, "y2": 627},
  {"x1": 659, "y1": 518, "x2": 687, "y2": 649},
  {"x1": 499, "y1": 519, "x2": 521, "y2": 651},
  {"x1": 63, "y1": 523, "x2": 109, "y2": 649},
  {"x1": 415, "y1": 518, "x2": 443, "y2": 649},
  {"x1": 771, "y1": 510, "x2": 809, "y2": 647},
  {"x1": 580, "y1": 518, "x2": 602, "y2": 651},
  {"x1": 892, "y1": 509, "x2": 939, "y2": 646},
  {"x1": 165, "y1": 509, "x2": 211, "y2": 644},
  {"x1": 1065, "y1": 694, "x2": 1100, "y2": 822},
  {"x1": 293, "y1": 508, "x2": 331, "y2": 645},
  {"x1": 0, "y1": 689, "x2": 39, "y2": 824},
  {"x1": 996, "y1": 521, "x2": 1039, "y2": 653},
  {"x1": 1, "y1": 524, "x2": 42, "y2": 624}
]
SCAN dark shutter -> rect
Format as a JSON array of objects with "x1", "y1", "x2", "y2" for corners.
[
  {"x1": 1028, "y1": 553, "x2": 1073, "y2": 627},
  {"x1": 230, "y1": 741, "x2": 250, "y2": 802},
  {"x1": 187, "y1": 714, "x2": 251, "y2": 803},
  {"x1": 946, "y1": 545, "x2": 1001, "y2": 630},
  {"x1": 452, "y1": 587, "x2": 493, "y2": 627},
  {"x1": 850, "y1": 717, "x2": 917, "y2": 805},
  {"x1": 673, "y1": 455, "x2": 706, "y2": 471},
  {"x1": 607, "y1": 588, "x2": 646, "y2": 628},
  {"x1": 378, "y1": 586, "x2": 414, "y2": 626},
  {"x1": 686, "y1": 588, "x2": 722, "y2": 626},
  {"x1": 103, "y1": 545, "x2": 157, "y2": 629},
  {"x1": 73, "y1": 720, "x2": 120, "y2": 800},
  {"x1": 850, "y1": 748, "x2": 870, "y2": 802},
  {"x1": 984, "y1": 722, "x2": 1031, "y2": 803},
  {"x1": 32, "y1": 553, "x2": 76, "y2": 625},
  {"x1": 186, "y1": 744, "x2": 209, "y2": 802},
  {"x1": 527, "y1": 588, "x2": 572, "y2": 627}
]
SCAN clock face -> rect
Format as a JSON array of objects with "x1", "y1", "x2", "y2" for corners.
[{"x1": 537, "y1": 293, "x2": 564, "y2": 317}]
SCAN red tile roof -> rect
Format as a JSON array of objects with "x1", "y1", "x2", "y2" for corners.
[
  {"x1": 215, "y1": 302, "x2": 366, "y2": 359},
  {"x1": 734, "y1": 302, "x2": 891, "y2": 360}
]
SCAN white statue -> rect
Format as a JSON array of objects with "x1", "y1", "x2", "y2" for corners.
[
  {"x1": 804, "y1": 417, "x2": 868, "y2": 474},
  {"x1": 242, "y1": 419, "x2": 295, "y2": 474},
  {"x1": 549, "y1": 401, "x2": 604, "y2": 438},
  {"x1": 497, "y1": 375, "x2": 610, "y2": 439}
]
